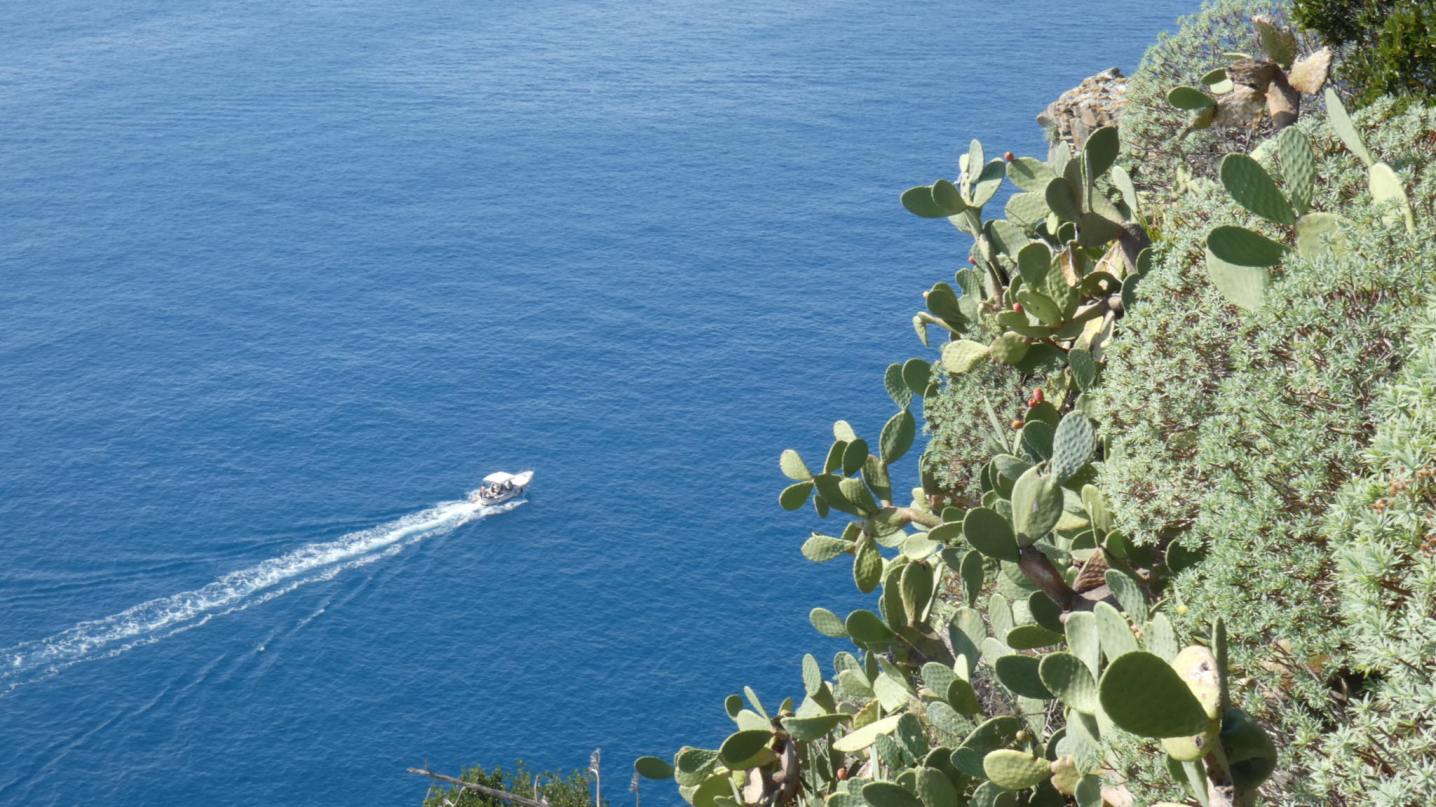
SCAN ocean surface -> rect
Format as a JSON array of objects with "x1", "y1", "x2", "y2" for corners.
[{"x1": 0, "y1": 2, "x2": 1193, "y2": 804}]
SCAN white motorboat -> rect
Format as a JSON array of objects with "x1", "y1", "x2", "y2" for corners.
[{"x1": 468, "y1": 470, "x2": 534, "y2": 505}]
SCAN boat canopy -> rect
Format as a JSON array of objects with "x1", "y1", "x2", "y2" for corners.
[{"x1": 482, "y1": 472, "x2": 515, "y2": 484}]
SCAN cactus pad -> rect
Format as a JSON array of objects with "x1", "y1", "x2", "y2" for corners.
[
  {"x1": 779, "y1": 448, "x2": 811, "y2": 481},
  {"x1": 809, "y1": 607, "x2": 848, "y2": 638},
  {"x1": 902, "y1": 185, "x2": 948, "y2": 218},
  {"x1": 983, "y1": 749, "x2": 1050, "y2": 791},
  {"x1": 881, "y1": 409, "x2": 916, "y2": 464},
  {"x1": 1098, "y1": 652, "x2": 1212, "y2": 738},
  {"x1": 781, "y1": 713, "x2": 849, "y2": 742},
  {"x1": 1219, "y1": 154, "x2": 1296, "y2": 224},
  {"x1": 1277, "y1": 127, "x2": 1315, "y2": 215},
  {"x1": 1006, "y1": 624, "x2": 1063, "y2": 650},
  {"x1": 633, "y1": 756, "x2": 675, "y2": 780},
  {"x1": 800, "y1": 532, "x2": 849, "y2": 562},
  {"x1": 1083, "y1": 126, "x2": 1120, "y2": 177},
  {"x1": 993, "y1": 654, "x2": 1053, "y2": 699},
  {"x1": 1051, "y1": 412, "x2": 1096, "y2": 482},
  {"x1": 962, "y1": 507, "x2": 1021, "y2": 562},
  {"x1": 951, "y1": 716, "x2": 1024, "y2": 777},
  {"x1": 1094, "y1": 602, "x2": 1138, "y2": 660},
  {"x1": 899, "y1": 562, "x2": 935, "y2": 626},
  {"x1": 989, "y1": 332, "x2": 1029, "y2": 365},
  {"x1": 1167, "y1": 86, "x2": 1215, "y2": 110},
  {"x1": 1220, "y1": 706, "x2": 1277, "y2": 791},
  {"x1": 1038, "y1": 652, "x2": 1100, "y2": 713},
  {"x1": 832, "y1": 714, "x2": 902, "y2": 753},
  {"x1": 1324, "y1": 88, "x2": 1374, "y2": 167},
  {"x1": 780, "y1": 481, "x2": 814, "y2": 511},
  {"x1": 942, "y1": 339, "x2": 990, "y2": 374},
  {"x1": 1011, "y1": 465, "x2": 1063, "y2": 544},
  {"x1": 861, "y1": 782, "x2": 923, "y2": 807}
]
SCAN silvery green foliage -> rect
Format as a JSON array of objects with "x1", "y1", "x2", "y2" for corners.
[
  {"x1": 1297, "y1": 303, "x2": 1436, "y2": 805},
  {"x1": 923, "y1": 361, "x2": 1031, "y2": 506},
  {"x1": 1119, "y1": 0, "x2": 1296, "y2": 192},
  {"x1": 1097, "y1": 101, "x2": 1436, "y2": 804}
]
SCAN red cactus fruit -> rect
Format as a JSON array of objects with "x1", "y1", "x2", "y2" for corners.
[{"x1": 1003, "y1": 151, "x2": 1015, "y2": 162}]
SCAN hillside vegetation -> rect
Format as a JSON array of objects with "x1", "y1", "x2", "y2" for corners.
[{"x1": 627, "y1": 3, "x2": 1436, "y2": 806}]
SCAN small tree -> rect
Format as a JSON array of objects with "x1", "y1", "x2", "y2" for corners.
[{"x1": 1294, "y1": 0, "x2": 1436, "y2": 107}]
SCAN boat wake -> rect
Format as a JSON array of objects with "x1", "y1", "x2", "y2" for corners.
[{"x1": 0, "y1": 497, "x2": 524, "y2": 695}]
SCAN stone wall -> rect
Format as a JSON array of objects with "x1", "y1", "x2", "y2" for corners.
[{"x1": 1036, "y1": 67, "x2": 1128, "y2": 152}]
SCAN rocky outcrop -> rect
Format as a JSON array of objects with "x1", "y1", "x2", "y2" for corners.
[{"x1": 1036, "y1": 67, "x2": 1128, "y2": 150}]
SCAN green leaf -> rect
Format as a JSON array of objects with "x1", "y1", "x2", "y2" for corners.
[
  {"x1": 1051, "y1": 412, "x2": 1095, "y2": 482},
  {"x1": 779, "y1": 449, "x2": 811, "y2": 481},
  {"x1": 902, "y1": 185, "x2": 949, "y2": 218},
  {"x1": 963, "y1": 507, "x2": 1020, "y2": 562},
  {"x1": 809, "y1": 607, "x2": 848, "y2": 638},
  {"x1": 781, "y1": 713, "x2": 849, "y2": 742},
  {"x1": 932, "y1": 180, "x2": 968, "y2": 215},
  {"x1": 942, "y1": 339, "x2": 991, "y2": 374},
  {"x1": 1044, "y1": 176, "x2": 1081, "y2": 222},
  {"x1": 1104, "y1": 569, "x2": 1147, "y2": 623},
  {"x1": 1006, "y1": 624, "x2": 1063, "y2": 650},
  {"x1": 1082, "y1": 126, "x2": 1119, "y2": 179},
  {"x1": 800, "y1": 532, "x2": 850, "y2": 562},
  {"x1": 1068, "y1": 348, "x2": 1095, "y2": 392},
  {"x1": 1094, "y1": 601, "x2": 1138, "y2": 660},
  {"x1": 884, "y1": 363, "x2": 913, "y2": 408},
  {"x1": 832, "y1": 714, "x2": 902, "y2": 753},
  {"x1": 1324, "y1": 87, "x2": 1374, "y2": 167},
  {"x1": 1205, "y1": 247, "x2": 1273, "y2": 312},
  {"x1": 673, "y1": 747, "x2": 720, "y2": 786},
  {"x1": 1040, "y1": 651, "x2": 1100, "y2": 713},
  {"x1": 862, "y1": 781, "x2": 924, "y2": 807},
  {"x1": 842, "y1": 438, "x2": 869, "y2": 475},
  {"x1": 983, "y1": 749, "x2": 1051, "y2": 791},
  {"x1": 1369, "y1": 162, "x2": 1415, "y2": 233},
  {"x1": 1277, "y1": 127, "x2": 1315, "y2": 215},
  {"x1": 881, "y1": 409, "x2": 917, "y2": 464},
  {"x1": 634, "y1": 756, "x2": 675, "y2": 780},
  {"x1": 960, "y1": 548, "x2": 985, "y2": 607},
  {"x1": 899, "y1": 561, "x2": 935, "y2": 626},
  {"x1": 1295, "y1": 212, "x2": 1349, "y2": 259},
  {"x1": 846, "y1": 609, "x2": 896, "y2": 647},
  {"x1": 853, "y1": 539, "x2": 883, "y2": 593},
  {"x1": 902, "y1": 358, "x2": 931, "y2": 396},
  {"x1": 779, "y1": 481, "x2": 814, "y2": 511},
  {"x1": 1167, "y1": 86, "x2": 1215, "y2": 110},
  {"x1": 989, "y1": 332, "x2": 1029, "y2": 365},
  {"x1": 719, "y1": 729, "x2": 774, "y2": 767},
  {"x1": 952, "y1": 716, "x2": 1025, "y2": 777},
  {"x1": 969, "y1": 160, "x2": 1007, "y2": 207},
  {"x1": 1010, "y1": 465, "x2": 1063, "y2": 545},
  {"x1": 993, "y1": 654, "x2": 1053, "y2": 699},
  {"x1": 1219, "y1": 153, "x2": 1296, "y2": 225},
  {"x1": 1098, "y1": 652, "x2": 1212, "y2": 738},
  {"x1": 1006, "y1": 156, "x2": 1055, "y2": 191}
]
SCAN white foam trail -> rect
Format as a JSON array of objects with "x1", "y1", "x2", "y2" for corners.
[{"x1": 1, "y1": 497, "x2": 524, "y2": 693}]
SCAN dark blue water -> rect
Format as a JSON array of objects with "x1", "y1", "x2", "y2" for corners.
[{"x1": 0, "y1": 2, "x2": 1189, "y2": 803}]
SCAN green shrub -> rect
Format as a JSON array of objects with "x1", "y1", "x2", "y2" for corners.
[
  {"x1": 922, "y1": 360, "x2": 1030, "y2": 507},
  {"x1": 1292, "y1": 303, "x2": 1436, "y2": 805},
  {"x1": 1120, "y1": 0, "x2": 1303, "y2": 195},
  {"x1": 420, "y1": 762, "x2": 598, "y2": 807},
  {"x1": 1295, "y1": 0, "x2": 1436, "y2": 109},
  {"x1": 1097, "y1": 99, "x2": 1436, "y2": 802}
]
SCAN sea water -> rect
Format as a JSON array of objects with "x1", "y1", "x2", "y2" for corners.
[{"x1": 0, "y1": 1, "x2": 1191, "y2": 803}]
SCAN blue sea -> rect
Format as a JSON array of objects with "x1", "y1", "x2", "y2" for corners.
[{"x1": 0, "y1": 2, "x2": 1191, "y2": 804}]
